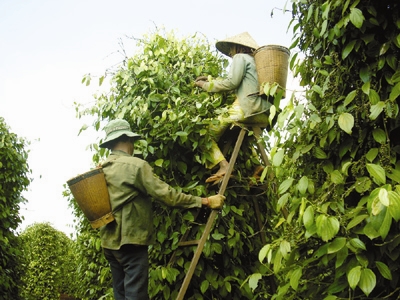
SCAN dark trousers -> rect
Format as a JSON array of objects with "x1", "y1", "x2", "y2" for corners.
[{"x1": 103, "y1": 244, "x2": 149, "y2": 300}]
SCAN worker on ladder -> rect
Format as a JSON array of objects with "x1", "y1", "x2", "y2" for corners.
[{"x1": 195, "y1": 32, "x2": 274, "y2": 185}]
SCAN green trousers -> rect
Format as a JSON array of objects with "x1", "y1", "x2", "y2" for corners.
[{"x1": 205, "y1": 100, "x2": 270, "y2": 169}]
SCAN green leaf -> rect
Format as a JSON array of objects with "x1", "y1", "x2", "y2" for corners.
[
  {"x1": 211, "y1": 233, "x2": 225, "y2": 240},
  {"x1": 388, "y1": 191, "x2": 400, "y2": 221},
  {"x1": 155, "y1": 159, "x2": 164, "y2": 167},
  {"x1": 348, "y1": 266, "x2": 362, "y2": 289},
  {"x1": 390, "y1": 82, "x2": 400, "y2": 101},
  {"x1": 349, "y1": 238, "x2": 366, "y2": 251},
  {"x1": 298, "y1": 176, "x2": 309, "y2": 194},
  {"x1": 316, "y1": 215, "x2": 340, "y2": 242},
  {"x1": 182, "y1": 212, "x2": 194, "y2": 222},
  {"x1": 372, "y1": 128, "x2": 386, "y2": 144},
  {"x1": 336, "y1": 247, "x2": 349, "y2": 269},
  {"x1": 270, "y1": 83, "x2": 278, "y2": 96},
  {"x1": 248, "y1": 273, "x2": 262, "y2": 292},
  {"x1": 331, "y1": 170, "x2": 344, "y2": 184},
  {"x1": 322, "y1": 161, "x2": 334, "y2": 173},
  {"x1": 301, "y1": 143, "x2": 314, "y2": 154},
  {"x1": 369, "y1": 89, "x2": 380, "y2": 104},
  {"x1": 338, "y1": 113, "x2": 354, "y2": 134},
  {"x1": 364, "y1": 222, "x2": 380, "y2": 239},
  {"x1": 344, "y1": 90, "x2": 356, "y2": 106},
  {"x1": 263, "y1": 82, "x2": 271, "y2": 96},
  {"x1": 211, "y1": 242, "x2": 223, "y2": 254},
  {"x1": 369, "y1": 102, "x2": 385, "y2": 120},
  {"x1": 327, "y1": 237, "x2": 346, "y2": 254},
  {"x1": 359, "y1": 268, "x2": 376, "y2": 296},
  {"x1": 269, "y1": 105, "x2": 277, "y2": 125},
  {"x1": 314, "y1": 147, "x2": 328, "y2": 159},
  {"x1": 361, "y1": 81, "x2": 370, "y2": 94},
  {"x1": 175, "y1": 131, "x2": 188, "y2": 136},
  {"x1": 225, "y1": 281, "x2": 232, "y2": 293},
  {"x1": 355, "y1": 176, "x2": 372, "y2": 193},
  {"x1": 391, "y1": 71, "x2": 400, "y2": 83},
  {"x1": 200, "y1": 280, "x2": 209, "y2": 294},
  {"x1": 371, "y1": 192, "x2": 384, "y2": 216},
  {"x1": 380, "y1": 42, "x2": 391, "y2": 56},
  {"x1": 277, "y1": 193, "x2": 290, "y2": 211},
  {"x1": 303, "y1": 206, "x2": 314, "y2": 229},
  {"x1": 273, "y1": 149, "x2": 285, "y2": 166},
  {"x1": 379, "y1": 209, "x2": 392, "y2": 239},
  {"x1": 342, "y1": 161, "x2": 352, "y2": 175},
  {"x1": 346, "y1": 214, "x2": 368, "y2": 230},
  {"x1": 320, "y1": 20, "x2": 328, "y2": 36},
  {"x1": 350, "y1": 8, "x2": 365, "y2": 29},
  {"x1": 387, "y1": 168, "x2": 400, "y2": 183},
  {"x1": 365, "y1": 148, "x2": 379, "y2": 162},
  {"x1": 375, "y1": 261, "x2": 392, "y2": 280},
  {"x1": 177, "y1": 161, "x2": 187, "y2": 174},
  {"x1": 290, "y1": 267, "x2": 302, "y2": 291},
  {"x1": 258, "y1": 244, "x2": 271, "y2": 263},
  {"x1": 273, "y1": 251, "x2": 283, "y2": 273},
  {"x1": 95, "y1": 239, "x2": 101, "y2": 251},
  {"x1": 278, "y1": 178, "x2": 294, "y2": 194},
  {"x1": 342, "y1": 40, "x2": 356, "y2": 59},
  {"x1": 378, "y1": 188, "x2": 389, "y2": 206},
  {"x1": 366, "y1": 163, "x2": 386, "y2": 185},
  {"x1": 280, "y1": 240, "x2": 291, "y2": 259},
  {"x1": 312, "y1": 84, "x2": 323, "y2": 96}
]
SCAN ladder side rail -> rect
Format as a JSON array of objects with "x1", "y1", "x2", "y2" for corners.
[
  {"x1": 176, "y1": 128, "x2": 247, "y2": 300},
  {"x1": 252, "y1": 126, "x2": 271, "y2": 167},
  {"x1": 217, "y1": 127, "x2": 247, "y2": 195}
]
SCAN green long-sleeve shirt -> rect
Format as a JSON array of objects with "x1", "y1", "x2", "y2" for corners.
[
  {"x1": 99, "y1": 150, "x2": 202, "y2": 250},
  {"x1": 202, "y1": 53, "x2": 271, "y2": 118}
]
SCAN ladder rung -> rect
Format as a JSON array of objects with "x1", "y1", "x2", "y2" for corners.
[{"x1": 178, "y1": 240, "x2": 200, "y2": 247}]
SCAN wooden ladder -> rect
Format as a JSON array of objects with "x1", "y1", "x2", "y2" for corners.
[{"x1": 170, "y1": 123, "x2": 271, "y2": 300}]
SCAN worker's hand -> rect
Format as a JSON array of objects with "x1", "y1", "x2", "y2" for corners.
[
  {"x1": 195, "y1": 76, "x2": 208, "y2": 82},
  {"x1": 207, "y1": 195, "x2": 225, "y2": 209},
  {"x1": 194, "y1": 80, "x2": 206, "y2": 88},
  {"x1": 194, "y1": 76, "x2": 208, "y2": 89}
]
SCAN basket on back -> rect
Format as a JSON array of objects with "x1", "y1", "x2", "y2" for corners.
[
  {"x1": 67, "y1": 168, "x2": 114, "y2": 229},
  {"x1": 254, "y1": 45, "x2": 290, "y2": 98}
]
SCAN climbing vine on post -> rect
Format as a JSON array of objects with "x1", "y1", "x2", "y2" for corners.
[
  {"x1": 0, "y1": 117, "x2": 30, "y2": 300},
  {"x1": 73, "y1": 29, "x2": 278, "y2": 299},
  {"x1": 255, "y1": 0, "x2": 400, "y2": 299}
]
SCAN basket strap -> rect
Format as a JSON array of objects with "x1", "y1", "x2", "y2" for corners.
[{"x1": 101, "y1": 156, "x2": 119, "y2": 168}]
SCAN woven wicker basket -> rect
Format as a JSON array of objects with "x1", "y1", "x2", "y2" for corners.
[
  {"x1": 254, "y1": 45, "x2": 290, "y2": 98},
  {"x1": 67, "y1": 168, "x2": 114, "y2": 229}
]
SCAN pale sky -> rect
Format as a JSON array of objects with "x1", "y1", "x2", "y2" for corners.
[{"x1": 0, "y1": 0, "x2": 295, "y2": 236}]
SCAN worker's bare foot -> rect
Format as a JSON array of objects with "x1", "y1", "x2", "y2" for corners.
[
  {"x1": 205, "y1": 160, "x2": 229, "y2": 184},
  {"x1": 252, "y1": 165, "x2": 265, "y2": 178},
  {"x1": 249, "y1": 165, "x2": 265, "y2": 186}
]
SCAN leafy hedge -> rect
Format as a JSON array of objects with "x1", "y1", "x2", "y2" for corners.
[
  {"x1": 0, "y1": 117, "x2": 30, "y2": 299},
  {"x1": 19, "y1": 222, "x2": 78, "y2": 300}
]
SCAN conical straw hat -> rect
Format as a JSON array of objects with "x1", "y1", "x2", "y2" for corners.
[{"x1": 216, "y1": 32, "x2": 259, "y2": 57}]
